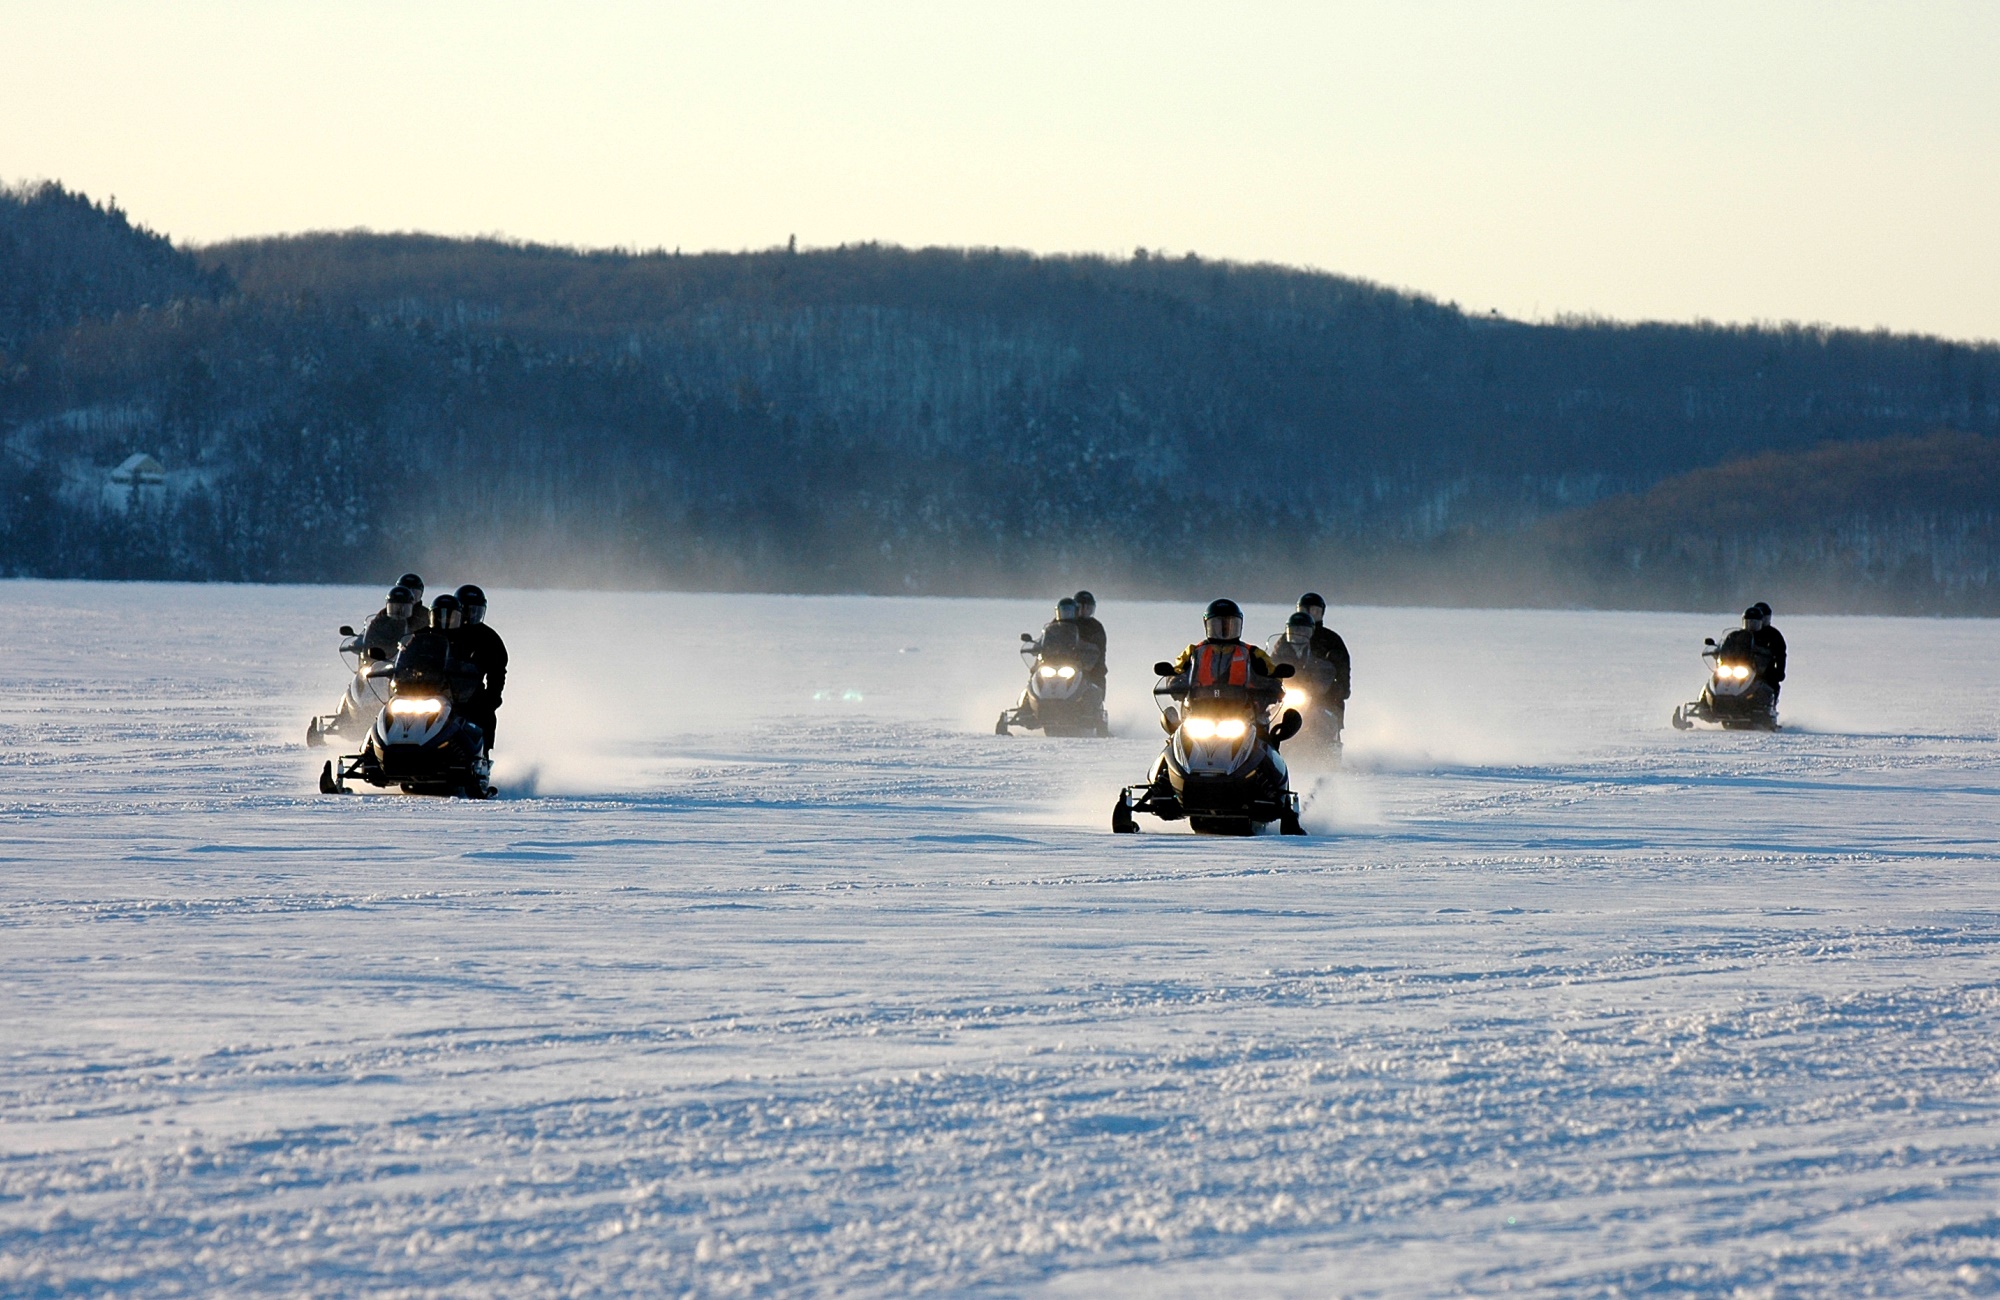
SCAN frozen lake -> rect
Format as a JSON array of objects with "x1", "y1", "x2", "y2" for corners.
[{"x1": 5, "y1": 580, "x2": 2000, "y2": 1295}]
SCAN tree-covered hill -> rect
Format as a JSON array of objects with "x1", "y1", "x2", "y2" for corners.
[
  {"x1": 1539, "y1": 432, "x2": 2000, "y2": 614},
  {"x1": 2, "y1": 182, "x2": 1996, "y2": 607},
  {"x1": 0, "y1": 183, "x2": 227, "y2": 355}
]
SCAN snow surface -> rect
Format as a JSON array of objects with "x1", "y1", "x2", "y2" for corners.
[{"x1": 6, "y1": 580, "x2": 2000, "y2": 1296}]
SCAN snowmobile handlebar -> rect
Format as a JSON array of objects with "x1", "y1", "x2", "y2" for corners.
[{"x1": 1152, "y1": 659, "x2": 1293, "y2": 680}]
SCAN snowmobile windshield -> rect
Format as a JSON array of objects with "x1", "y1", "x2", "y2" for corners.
[{"x1": 393, "y1": 632, "x2": 451, "y2": 683}]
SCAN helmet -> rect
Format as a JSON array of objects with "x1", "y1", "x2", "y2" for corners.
[
  {"x1": 1752, "y1": 601, "x2": 1772, "y2": 618},
  {"x1": 432, "y1": 593, "x2": 463, "y2": 630},
  {"x1": 1298, "y1": 592, "x2": 1326, "y2": 623},
  {"x1": 1073, "y1": 590, "x2": 1096, "y2": 617},
  {"x1": 1285, "y1": 611, "x2": 1314, "y2": 644},
  {"x1": 1203, "y1": 598, "x2": 1243, "y2": 642},
  {"x1": 456, "y1": 584, "x2": 487, "y2": 624},
  {"x1": 398, "y1": 572, "x2": 425, "y2": 601},
  {"x1": 1743, "y1": 605, "x2": 1766, "y2": 628},
  {"x1": 385, "y1": 585, "x2": 414, "y2": 619},
  {"x1": 1055, "y1": 597, "x2": 1080, "y2": 622}
]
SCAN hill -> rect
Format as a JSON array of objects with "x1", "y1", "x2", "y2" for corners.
[
  {"x1": 1538, "y1": 431, "x2": 2000, "y2": 614},
  {"x1": 1, "y1": 184, "x2": 1996, "y2": 605},
  {"x1": 0, "y1": 182, "x2": 227, "y2": 355}
]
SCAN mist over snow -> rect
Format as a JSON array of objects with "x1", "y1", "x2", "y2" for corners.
[{"x1": 6, "y1": 581, "x2": 2000, "y2": 1292}]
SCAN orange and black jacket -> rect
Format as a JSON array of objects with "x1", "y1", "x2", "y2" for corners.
[{"x1": 1169, "y1": 639, "x2": 1282, "y2": 700}]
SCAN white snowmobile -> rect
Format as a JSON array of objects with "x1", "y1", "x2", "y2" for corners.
[
  {"x1": 319, "y1": 632, "x2": 493, "y2": 798},
  {"x1": 1113, "y1": 659, "x2": 1304, "y2": 835},
  {"x1": 996, "y1": 632, "x2": 1108, "y2": 737},
  {"x1": 1672, "y1": 635, "x2": 1780, "y2": 731},
  {"x1": 306, "y1": 623, "x2": 395, "y2": 748}
]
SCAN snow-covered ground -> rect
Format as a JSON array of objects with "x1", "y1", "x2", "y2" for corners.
[{"x1": 6, "y1": 580, "x2": 2000, "y2": 1296}]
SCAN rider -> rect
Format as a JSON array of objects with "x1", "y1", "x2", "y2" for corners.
[
  {"x1": 426, "y1": 593, "x2": 490, "y2": 734},
  {"x1": 392, "y1": 592, "x2": 456, "y2": 683},
  {"x1": 1169, "y1": 598, "x2": 1283, "y2": 705},
  {"x1": 1271, "y1": 609, "x2": 1347, "y2": 744},
  {"x1": 1718, "y1": 602, "x2": 1787, "y2": 699},
  {"x1": 398, "y1": 572, "x2": 432, "y2": 631},
  {"x1": 1072, "y1": 590, "x2": 1108, "y2": 689},
  {"x1": 1295, "y1": 592, "x2": 1352, "y2": 705},
  {"x1": 1034, "y1": 597, "x2": 1098, "y2": 671},
  {"x1": 449, "y1": 584, "x2": 509, "y2": 754},
  {"x1": 358, "y1": 584, "x2": 417, "y2": 661},
  {"x1": 1269, "y1": 612, "x2": 1333, "y2": 684}
]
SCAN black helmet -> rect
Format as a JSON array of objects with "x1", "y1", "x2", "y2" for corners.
[
  {"x1": 1203, "y1": 598, "x2": 1243, "y2": 642},
  {"x1": 1285, "y1": 611, "x2": 1315, "y2": 643},
  {"x1": 398, "y1": 572, "x2": 425, "y2": 601},
  {"x1": 432, "y1": 592, "x2": 463, "y2": 630},
  {"x1": 1073, "y1": 590, "x2": 1097, "y2": 617},
  {"x1": 1752, "y1": 601, "x2": 1772, "y2": 618},
  {"x1": 1743, "y1": 605, "x2": 1765, "y2": 628},
  {"x1": 1055, "y1": 597, "x2": 1080, "y2": 622},
  {"x1": 456, "y1": 584, "x2": 487, "y2": 624},
  {"x1": 1298, "y1": 592, "x2": 1326, "y2": 622},
  {"x1": 385, "y1": 584, "x2": 414, "y2": 618}
]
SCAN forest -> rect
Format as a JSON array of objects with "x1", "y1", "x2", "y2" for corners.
[{"x1": 3, "y1": 179, "x2": 1997, "y2": 611}]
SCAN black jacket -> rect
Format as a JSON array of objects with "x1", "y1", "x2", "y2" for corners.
[
  {"x1": 1036, "y1": 620, "x2": 1101, "y2": 668},
  {"x1": 1718, "y1": 625, "x2": 1786, "y2": 683},
  {"x1": 1308, "y1": 625, "x2": 1351, "y2": 698},
  {"x1": 449, "y1": 622, "x2": 510, "y2": 707},
  {"x1": 1074, "y1": 616, "x2": 1108, "y2": 658},
  {"x1": 359, "y1": 608, "x2": 409, "y2": 659}
]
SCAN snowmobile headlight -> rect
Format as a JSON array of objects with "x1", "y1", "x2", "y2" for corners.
[
  {"x1": 1720, "y1": 663, "x2": 1752, "y2": 681},
  {"x1": 1037, "y1": 666, "x2": 1059, "y2": 678},
  {"x1": 1282, "y1": 687, "x2": 1307, "y2": 709},
  {"x1": 1214, "y1": 718, "x2": 1248, "y2": 740},
  {"x1": 1184, "y1": 717, "x2": 1218, "y2": 739},
  {"x1": 388, "y1": 697, "x2": 444, "y2": 717},
  {"x1": 1055, "y1": 665, "x2": 1076, "y2": 679}
]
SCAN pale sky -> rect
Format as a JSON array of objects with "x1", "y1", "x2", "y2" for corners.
[{"x1": 4, "y1": 1, "x2": 1997, "y2": 340}]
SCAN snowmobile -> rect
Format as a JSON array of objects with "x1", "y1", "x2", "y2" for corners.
[
  {"x1": 306, "y1": 624, "x2": 395, "y2": 748},
  {"x1": 319, "y1": 634, "x2": 494, "y2": 798},
  {"x1": 996, "y1": 632, "x2": 1108, "y2": 737},
  {"x1": 1671, "y1": 636, "x2": 1780, "y2": 731},
  {"x1": 1113, "y1": 660, "x2": 1305, "y2": 835},
  {"x1": 1275, "y1": 664, "x2": 1344, "y2": 760}
]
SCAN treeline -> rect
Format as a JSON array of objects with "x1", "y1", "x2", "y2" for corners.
[
  {"x1": 1536, "y1": 432, "x2": 2000, "y2": 614},
  {"x1": 1, "y1": 180, "x2": 1998, "y2": 608}
]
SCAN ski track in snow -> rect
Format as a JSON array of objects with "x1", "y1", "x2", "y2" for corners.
[{"x1": 5, "y1": 582, "x2": 2000, "y2": 1295}]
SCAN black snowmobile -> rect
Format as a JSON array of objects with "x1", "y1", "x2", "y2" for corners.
[
  {"x1": 996, "y1": 632, "x2": 1108, "y2": 737},
  {"x1": 1113, "y1": 660, "x2": 1305, "y2": 835},
  {"x1": 319, "y1": 631, "x2": 494, "y2": 797},
  {"x1": 1672, "y1": 635, "x2": 1780, "y2": 731},
  {"x1": 1272, "y1": 659, "x2": 1344, "y2": 760}
]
